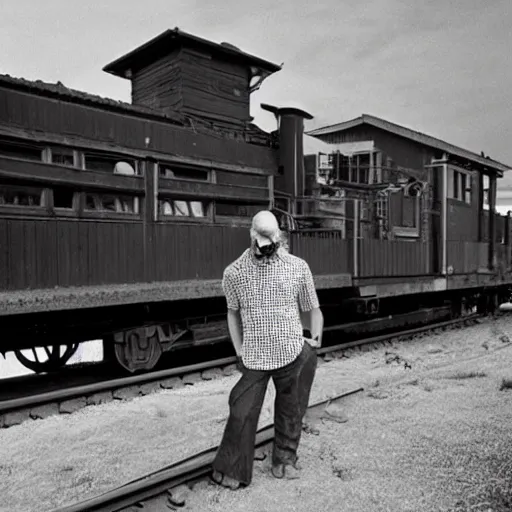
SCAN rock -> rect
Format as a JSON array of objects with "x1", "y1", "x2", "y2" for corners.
[
  {"x1": 160, "y1": 377, "x2": 184, "y2": 389},
  {"x1": 59, "y1": 397, "x2": 87, "y2": 414},
  {"x1": 167, "y1": 484, "x2": 190, "y2": 507},
  {"x1": 201, "y1": 368, "x2": 224, "y2": 381},
  {"x1": 254, "y1": 447, "x2": 268, "y2": 461},
  {"x1": 367, "y1": 389, "x2": 390, "y2": 400},
  {"x1": 182, "y1": 372, "x2": 202, "y2": 385},
  {"x1": 86, "y1": 391, "x2": 114, "y2": 406},
  {"x1": 323, "y1": 401, "x2": 349, "y2": 424},
  {"x1": 332, "y1": 350, "x2": 345, "y2": 359},
  {"x1": 139, "y1": 382, "x2": 162, "y2": 395},
  {"x1": 360, "y1": 344, "x2": 371, "y2": 352},
  {"x1": 189, "y1": 479, "x2": 209, "y2": 491},
  {"x1": 30, "y1": 403, "x2": 60, "y2": 420},
  {"x1": 222, "y1": 364, "x2": 238, "y2": 376},
  {"x1": 3, "y1": 409, "x2": 30, "y2": 427},
  {"x1": 426, "y1": 345, "x2": 443, "y2": 354},
  {"x1": 302, "y1": 407, "x2": 323, "y2": 435},
  {"x1": 113, "y1": 386, "x2": 140, "y2": 400},
  {"x1": 323, "y1": 353, "x2": 334, "y2": 362}
]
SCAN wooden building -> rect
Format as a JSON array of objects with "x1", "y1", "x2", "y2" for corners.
[{"x1": 306, "y1": 114, "x2": 512, "y2": 280}]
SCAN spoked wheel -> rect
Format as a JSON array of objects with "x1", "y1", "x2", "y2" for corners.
[{"x1": 14, "y1": 344, "x2": 80, "y2": 373}]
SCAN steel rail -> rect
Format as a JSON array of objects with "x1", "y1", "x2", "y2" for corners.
[
  {"x1": 0, "y1": 314, "x2": 480, "y2": 415},
  {"x1": 52, "y1": 387, "x2": 365, "y2": 512}
]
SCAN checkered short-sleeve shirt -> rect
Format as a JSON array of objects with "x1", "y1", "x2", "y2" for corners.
[{"x1": 222, "y1": 248, "x2": 320, "y2": 371}]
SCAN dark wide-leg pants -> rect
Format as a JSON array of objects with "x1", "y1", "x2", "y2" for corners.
[{"x1": 212, "y1": 342, "x2": 318, "y2": 486}]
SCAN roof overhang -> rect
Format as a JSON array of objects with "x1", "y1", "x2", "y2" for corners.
[
  {"x1": 103, "y1": 28, "x2": 282, "y2": 79},
  {"x1": 306, "y1": 114, "x2": 512, "y2": 176}
]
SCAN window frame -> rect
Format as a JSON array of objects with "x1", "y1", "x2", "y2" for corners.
[
  {"x1": 447, "y1": 165, "x2": 473, "y2": 205},
  {"x1": 157, "y1": 197, "x2": 213, "y2": 223},
  {"x1": 158, "y1": 161, "x2": 211, "y2": 183}
]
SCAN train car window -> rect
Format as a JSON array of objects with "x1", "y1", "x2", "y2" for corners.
[
  {"x1": 160, "y1": 199, "x2": 207, "y2": 217},
  {"x1": 482, "y1": 175, "x2": 490, "y2": 210},
  {"x1": 51, "y1": 149, "x2": 75, "y2": 167},
  {"x1": 0, "y1": 140, "x2": 43, "y2": 161},
  {"x1": 85, "y1": 193, "x2": 139, "y2": 214},
  {"x1": 449, "y1": 168, "x2": 472, "y2": 205},
  {"x1": 53, "y1": 186, "x2": 76, "y2": 209},
  {"x1": 84, "y1": 153, "x2": 140, "y2": 176},
  {"x1": 189, "y1": 201, "x2": 205, "y2": 217},
  {"x1": 173, "y1": 200, "x2": 189, "y2": 216},
  {"x1": 357, "y1": 154, "x2": 370, "y2": 183},
  {"x1": 0, "y1": 184, "x2": 44, "y2": 207},
  {"x1": 215, "y1": 201, "x2": 264, "y2": 217},
  {"x1": 464, "y1": 174, "x2": 472, "y2": 204},
  {"x1": 159, "y1": 163, "x2": 209, "y2": 181}
]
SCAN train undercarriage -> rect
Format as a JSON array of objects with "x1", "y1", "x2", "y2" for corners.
[{"x1": 1, "y1": 283, "x2": 510, "y2": 375}]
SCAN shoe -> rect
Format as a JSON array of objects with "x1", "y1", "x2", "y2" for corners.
[
  {"x1": 210, "y1": 470, "x2": 241, "y2": 490},
  {"x1": 271, "y1": 463, "x2": 301, "y2": 480}
]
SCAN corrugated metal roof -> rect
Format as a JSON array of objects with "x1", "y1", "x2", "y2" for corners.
[
  {"x1": 103, "y1": 27, "x2": 282, "y2": 78},
  {"x1": 0, "y1": 73, "x2": 184, "y2": 124},
  {"x1": 306, "y1": 114, "x2": 511, "y2": 173}
]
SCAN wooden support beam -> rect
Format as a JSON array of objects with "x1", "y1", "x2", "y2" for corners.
[
  {"x1": 488, "y1": 174, "x2": 497, "y2": 270},
  {"x1": 159, "y1": 179, "x2": 269, "y2": 202},
  {"x1": 0, "y1": 156, "x2": 145, "y2": 193},
  {"x1": 477, "y1": 172, "x2": 484, "y2": 242}
]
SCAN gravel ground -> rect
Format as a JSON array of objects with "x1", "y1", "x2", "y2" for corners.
[{"x1": 1, "y1": 316, "x2": 512, "y2": 512}]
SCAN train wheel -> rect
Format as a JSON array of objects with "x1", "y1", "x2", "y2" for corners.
[
  {"x1": 109, "y1": 323, "x2": 187, "y2": 373},
  {"x1": 14, "y1": 344, "x2": 80, "y2": 374}
]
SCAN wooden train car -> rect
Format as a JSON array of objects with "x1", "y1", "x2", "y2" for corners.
[
  {"x1": 1, "y1": 28, "x2": 511, "y2": 375},
  {"x1": 305, "y1": 115, "x2": 512, "y2": 315},
  {"x1": 0, "y1": 29, "x2": 349, "y2": 373}
]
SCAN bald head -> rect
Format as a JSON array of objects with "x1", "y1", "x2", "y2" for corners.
[{"x1": 251, "y1": 210, "x2": 280, "y2": 247}]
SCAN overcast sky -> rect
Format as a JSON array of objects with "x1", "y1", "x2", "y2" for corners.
[{"x1": 1, "y1": 0, "x2": 511, "y2": 175}]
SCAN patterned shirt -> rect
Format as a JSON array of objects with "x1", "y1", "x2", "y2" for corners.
[{"x1": 222, "y1": 248, "x2": 320, "y2": 371}]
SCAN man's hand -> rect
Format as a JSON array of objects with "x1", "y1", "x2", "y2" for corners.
[
  {"x1": 236, "y1": 355, "x2": 245, "y2": 372},
  {"x1": 304, "y1": 334, "x2": 321, "y2": 348},
  {"x1": 302, "y1": 307, "x2": 324, "y2": 347}
]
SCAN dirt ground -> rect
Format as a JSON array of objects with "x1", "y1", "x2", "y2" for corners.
[{"x1": 1, "y1": 316, "x2": 512, "y2": 512}]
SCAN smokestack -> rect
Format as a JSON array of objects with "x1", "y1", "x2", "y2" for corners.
[{"x1": 261, "y1": 104, "x2": 313, "y2": 211}]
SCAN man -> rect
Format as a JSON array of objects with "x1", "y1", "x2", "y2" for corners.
[{"x1": 211, "y1": 210, "x2": 324, "y2": 490}]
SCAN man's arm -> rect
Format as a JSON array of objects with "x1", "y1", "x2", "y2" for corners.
[
  {"x1": 227, "y1": 309, "x2": 243, "y2": 356},
  {"x1": 298, "y1": 262, "x2": 324, "y2": 346},
  {"x1": 222, "y1": 269, "x2": 243, "y2": 356}
]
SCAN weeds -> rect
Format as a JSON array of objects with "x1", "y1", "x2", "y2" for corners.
[
  {"x1": 445, "y1": 371, "x2": 487, "y2": 380},
  {"x1": 499, "y1": 378, "x2": 512, "y2": 391},
  {"x1": 154, "y1": 406, "x2": 168, "y2": 418}
]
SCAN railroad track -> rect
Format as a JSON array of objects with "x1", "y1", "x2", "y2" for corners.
[
  {"x1": 0, "y1": 312, "x2": 482, "y2": 429},
  {"x1": 50, "y1": 311, "x2": 512, "y2": 512},
  {"x1": 52, "y1": 387, "x2": 366, "y2": 512}
]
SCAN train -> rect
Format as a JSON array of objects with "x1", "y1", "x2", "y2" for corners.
[{"x1": 1, "y1": 27, "x2": 511, "y2": 374}]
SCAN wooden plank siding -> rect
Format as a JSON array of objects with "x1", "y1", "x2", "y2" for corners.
[
  {"x1": 289, "y1": 233, "x2": 352, "y2": 275},
  {"x1": 0, "y1": 218, "x2": 145, "y2": 290},
  {"x1": 0, "y1": 219, "x2": 354, "y2": 292},
  {"x1": 131, "y1": 50, "x2": 183, "y2": 113},
  {"x1": 0, "y1": 87, "x2": 277, "y2": 171},
  {"x1": 149, "y1": 224, "x2": 249, "y2": 281},
  {"x1": 446, "y1": 241, "x2": 488, "y2": 274},
  {"x1": 358, "y1": 240, "x2": 428, "y2": 277}
]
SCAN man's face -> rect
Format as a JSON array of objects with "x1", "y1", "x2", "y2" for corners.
[{"x1": 253, "y1": 235, "x2": 277, "y2": 258}]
